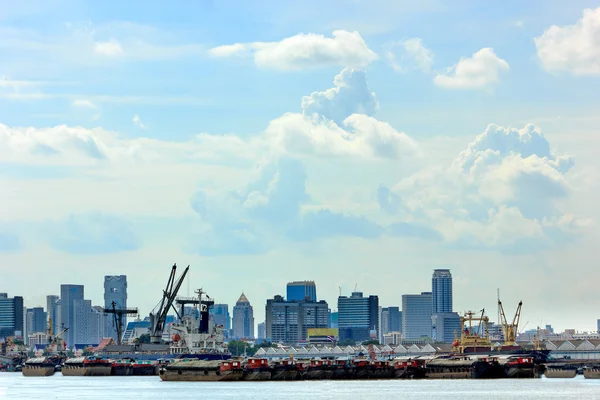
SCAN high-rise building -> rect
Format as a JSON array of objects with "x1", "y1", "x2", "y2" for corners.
[
  {"x1": 257, "y1": 322, "x2": 266, "y2": 340},
  {"x1": 380, "y1": 306, "x2": 402, "y2": 343},
  {"x1": 104, "y1": 275, "x2": 128, "y2": 342},
  {"x1": 60, "y1": 284, "x2": 84, "y2": 346},
  {"x1": 73, "y1": 299, "x2": 93, "y2": 344},
  {"x1": 402, "y1": 292, "x2": 433, "y2": 340},
  {"x1": 232, "y1": 293, "x2": 254, "y2": 339},
  {"x1": 265, "y1": 295, "x2": 329, "y2": 344},
  {"x1": 210, "y1": 304, "x2": 231, "y2": 335},
  {"x1": 337, "y1": 292, "x2": 379, "y2": 342},
  {"x1": 0, "y1": 294, "x2": 24, "y2": 338},
  {"x1": 46, "y1": 295, "x2": 59, "y2": 334},
  {"x1": 25, "y1": 307, "x2": 47, "y2": 342},
  {"x1": 89, "y1": 306, "x2": 107, "y2": 344},
  {"x1": 329, "y1": 312, "x2": 338, "y2": 329},
  {"x1": 431, "y1": 312, "x2": 461, "y2": 343},
  {"x1": 286, "y1": 281, "x2": 317, "y2": 302},
  {"x1": 432, "y1": 269, "x2": 453, "y2": 314}
]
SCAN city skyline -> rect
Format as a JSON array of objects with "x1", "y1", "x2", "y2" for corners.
[{"x1": 1, "y1": 1, "x2": 600, "y2": 333}]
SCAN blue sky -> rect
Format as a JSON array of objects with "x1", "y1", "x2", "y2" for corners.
[{"x1": 1, "y1": 0, "x2": 600, "y2": 332}]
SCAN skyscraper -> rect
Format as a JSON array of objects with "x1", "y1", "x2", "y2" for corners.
[
  {"x1": 73, "y1": 299, "x2": 92, "y2": 344},
  {"x1": 432, "y1": 269, "x2": 453, "y2": 313},
  {"x1": 402, "y1": 292, "x2": 433, "y2": 340},
  {"x1": 381, "y1": 307, "x2": 402, "y2": 336},
  {"x1": 0, "y1": 294, "x2": 24, "y2": 339},
  {"x1": 104, "y1": 275, "x2": 128, "y2": 342},
  {"x1": 232, "y1": 293, "x2": 254, "y2": 339},
  {"x1": 431, "y1": 312, "x2": 461, "y2": 343},
  {"x1": 210, "y1": 304, "x2": 231, "y2": 335},
  {"x1": 337, "y1": 292, "x2": 379, "y2": 342},
  {"x1": 25, "y1": 307, "x2": 47, "y2": 339},
  {"x1": 286, "y1": 281, "x2": 317, "y2": 302},
  {"x1": 257, "y1": 322, "x2": 266, "y2": 340},
  {"x1": 46, "y1": 295, "x2": 59, "y2": 334},
  {"x1": 265, "y1": 295, "x2": 329, "y2": 344},
  {"x1": 60, "y1": 284, "x2": 84, "y2": 346}
]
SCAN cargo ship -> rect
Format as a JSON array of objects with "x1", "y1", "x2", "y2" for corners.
[
  {"x1": 21, "y1": 357, "x2": 57, "y2": 377},
  {"x1": 62, "y1": 355, "x2": 112, "y2": 376},
  {"x1": 159, "y1": 359, "x2": 243, "y2": 381}
]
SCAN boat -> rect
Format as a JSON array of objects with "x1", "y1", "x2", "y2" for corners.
[
  {"x1": 372, "y1": 360, "x2": 394, "y2": 379},
  {"x1": 270, "y1": 359, "x2": 299, "y2": 380},
  {"x1": 393, "y1": 358, "x2": 426, "y2": 379},
  {"x1": 159, "y1": 359, "x2": 243, "y2": 381},
  {"x1": 544, "y1": 364, "x2": 577, "y2": 379},
  {"x1": 111, "y1": 359, "x2": 133, "y2": 376},
  {"x1": 62, "y1": 355, "x2": 113, "y2": 376},
  {"x1": 498, "y1": 355, "x2": 535, "y2": 378},
  {"x1": 353, "y1": 358, "x2": 375, "y2": 379},
  {"x1": 304, "y1": 359, "x2": 333, "y2": 380},
  {"x1": 425, "y1": 356, "x2": 505, "y2": 379},
  {"x1": 242, "y1": 357, "x2": 271, "y2": 381},
  {"x1": 331, "y1": 358, "x2": 355, "y2": 380},
  {"x1": 22, "y1": 357, "x2": 56, "y2": 377},
  {"x1": 583, "y1": 366, "x2": 600, "y2": 379}
]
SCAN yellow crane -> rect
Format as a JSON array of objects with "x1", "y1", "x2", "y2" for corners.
[{"x1": 498, "y1": 299, "x2": 522, "y2": 346}]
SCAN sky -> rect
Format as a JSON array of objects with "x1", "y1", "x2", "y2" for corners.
[{"x1": 1, "y1": 0, "x2": 600, "y2": 333}]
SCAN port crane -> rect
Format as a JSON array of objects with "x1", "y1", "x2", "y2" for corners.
[
  {"x1": 149, "y1": 263, "x2": 190, "y2": 344},
  {"x1": 103, "y1": 301, "x2": 139, "y2": 346},
  {"x1": 498, "y1": 298, "x2": 522, "y2": 346}
]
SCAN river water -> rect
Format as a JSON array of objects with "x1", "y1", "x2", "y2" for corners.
[{"x1": 1, "y1": 374, "x2": 600, "y2": 399}]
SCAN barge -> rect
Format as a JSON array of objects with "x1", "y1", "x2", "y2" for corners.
[{"x1": 159, "y1": 359, "x2": 243, "y2": 381}]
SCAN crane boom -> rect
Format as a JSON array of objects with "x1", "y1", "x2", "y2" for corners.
[{"x1": 149, "y1": 264, "x2": 190, "y2": 344}]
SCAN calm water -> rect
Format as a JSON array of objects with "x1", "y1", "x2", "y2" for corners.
[{"x1": 2, "y1": 375, "x2": 600, "y2": 399}]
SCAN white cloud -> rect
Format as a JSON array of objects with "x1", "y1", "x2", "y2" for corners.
[
  {"x1": 72, "y1": 99, "x2": 98, "y2": 109},
  {"x1": 207, "y1": 30, "x2": 378, "y2": 70},
  {"x1": 534, "y1": 7, "x2": 600, "y2": 75},
  {"x1": 207, "y1": 43, "x2": 248, "y2": 58},
  {"x1": 379, "y1": 123, "x2": 583, "y2": 250},
  {"x1": 385, "y1": 38, "x2": 434, "y2": 73},
  {"x1": 94, "y1": 40, "x2": 124, "y2": 57},
  {"x1": 434, "y1": 48, "x2": 509, "y2": 90},
  {"x1": 132, "y1": 114, "x2": 145, "y2": 129},
  {"x1": 301, "y1": 67, "x2": 379, "y2": 125}
]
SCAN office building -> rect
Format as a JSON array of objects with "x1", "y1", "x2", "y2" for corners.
[
  {"x1": 257, "y1": 322, "x2": 266, "y2": 340},
  {"x1": 431, "y1": 312, "x2": 461, "y2": 343},
  {"x1": 329, "y1": 311, "x2": 338, "y2": 329},
  {"x1": 104, "y1": 275, "x2": 128, "y2": 342},
  {"x1": 402, "y1": 292, "x2": 433, "y2": 340},
  {"x1": 73, "y1": 299, "x2": 93, "y2": 344},
  {"x1": 210, "y1": 304, "x2": 231, "y2": 335},
  {"x1": 286, "y1": 281, "x2": 317, "y2": 302},
  {"x1": 266, "y1": 295, "x2": 329, "y2": 344},
  {"x1": 25, "y1": 307, "x2": 47, "y2": 342},
  {"x1": 60, "y1": 284, "x2": 84, "y2": 346},
  {"x1": 432, "y1": 269, "x2": 453, "y2": 313},
  {"x1": 232, "y1": 293, "x2": 254, "y2": 339},
  {"x1": 337, "y1": 292, "x2": 379, "y2": 342},
  {"x1": 89, "y1": 306, "x2": 109, "y2": 344},
  {"x1": 46, "y1": 295, "x2": 59, "y2": 334},
  {"x1": 0, "y1": 294, "x2": 24, "y2": 338}
]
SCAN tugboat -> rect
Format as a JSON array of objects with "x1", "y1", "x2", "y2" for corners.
[
  {"x1": 242, "y1": 358, "x2": 271, "y2": 381},
  {"x1": 331, "y1": 357, "x2": 355, "y2": 380},
  {"x1": 159, "y1": 359, "x2": 243, "y2": 381},
  {"x1": 500, "y1": 355, "x2": 535, "y2": 378},
  {"x1": 270, "y1": 359, "x2": 299, "y2": 380},
  {"x1": 305, "y1": 359, "x2": 333, "y2": 380},
  {"x1": 22, "y1": 357, "x2": 56, "y2": 377}
]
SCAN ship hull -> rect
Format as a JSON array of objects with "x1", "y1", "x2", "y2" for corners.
[
  {"x1": 112, "y1": 365, "x2": 133, "y2": 376},
  {"x1": 62, "y1": 365, "x2": 113, "y2": 376},
  {"x1": 159, "y1": 369, "x2": 242, "y2": 381},
  {"x1": 270, "y1": 366, "x2": 299, "y2": 381},
  {"x1": 22, "y1": 366, "x2": 55, "y2": 377},
  {"x1": 331, "y1": 367, "x2": 354, "y2": 380},
  {"x1": 584, "y1": 369, "x2": 600, "y2": 379},
  {"x1": 394, "y1": 366, "x2": 426, "y2": 379},
  {"x1": 242, "y1": 369, "x2": 271, "y2": 381},
  {"x1": 544, "y1": 368, "x2": 577, "y2": 379}
]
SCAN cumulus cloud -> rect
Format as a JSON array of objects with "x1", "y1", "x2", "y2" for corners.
[
  {"x1": 434, "y1": 48, "x2": 509, "y2": 90},
  {"x1": 94, "y1": 40, "x2": 125, "y2": 57},
  {"x1": 46, "y1": 213, "x2": 141, "y2": 254},
  {"x1": 132, "y1": 114, "x2": 146, "y2": 128},
  {"x1": 187, "y1": 157, "x2": 383, "y2": 255},
  {"x1": 302, "y1": 68, "x2": 379, "y2": 125},
  {"x1": 208, "y1": 30, "x2": 378, "y2": 70},
  {"x1": 378, "y1": 123, "x2": 583, "y2": 250},
  {"x1": 385, "y1": 38, "x2": 434, "y2": 73},
  {"x1": 534, "y1": 7, "x2": 600, "y2": 75}
]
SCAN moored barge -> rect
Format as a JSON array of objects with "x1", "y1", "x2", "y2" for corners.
[
  {"x1": 159, "y1": 359, "x2": 243, "y2": 381},
  {"x1": 22, "y1": 357, "x2": 56, "y2": 377}
]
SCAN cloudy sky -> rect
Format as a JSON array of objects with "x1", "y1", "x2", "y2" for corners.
[{"x1": 1, "y1": 0, "x2": 599, "y2": 332}]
